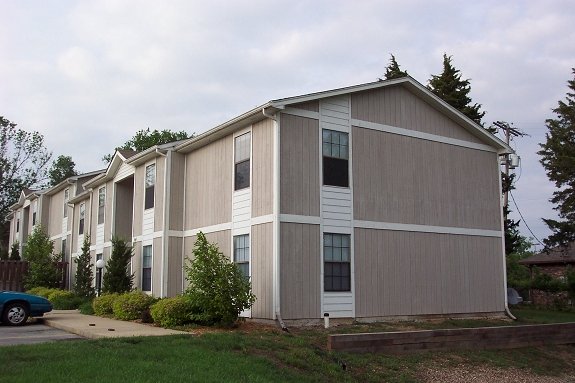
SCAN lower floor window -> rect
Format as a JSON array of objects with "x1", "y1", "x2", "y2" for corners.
[
  {"x1": 233, "y1": 234, "x2": 249, "y2": 277},
  {"x1": 142, "y1": 245, "x2": 152, "y2": 292},
  {"x1": 324, "y1": 233, "x2": 351, "y2": 291},
  {"x1": 95, "y1": 253, "x2": 103, "y2": 291}
]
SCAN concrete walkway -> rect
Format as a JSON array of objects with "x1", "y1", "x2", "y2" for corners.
[{"x1": 37, "y1": 310, "x2": 192, "y2": 339}]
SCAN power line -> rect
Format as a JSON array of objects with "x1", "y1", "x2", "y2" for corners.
[{"x1": 509, "y1": 190, "x2": 545, "y2": 247}]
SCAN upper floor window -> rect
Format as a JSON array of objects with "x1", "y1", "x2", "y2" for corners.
[
  {"x1": 233, "y1": 234, "x2": 250, "y2": 277},
  {"x1": 322, "y1": 129, "x2": 349, "y2": 187},
  {"x1": 324, "y1": 233, "x2": 351, "y2": 292},
  {"x1": 98, "y1": 187, "x2": 105, "y2": 225},
  {"x1": 145, "y1": 164, "x2": 155, "y2": 210},
  {"x1": 63, "y1": 189, "x2": 69, "y2": 218},
  {"x1": 234, "y1": 132, "x2": 251, "y2": 190},
  {"x1": 32, "y1": 200, "x2": 37, "y2": 226},
  {"x1": 79, "y1": 203, "x2": 85, "y2": 235}
]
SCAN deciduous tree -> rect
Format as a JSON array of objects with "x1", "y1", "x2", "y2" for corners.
[
  {"x1": 23, "y1": 226, "x2": 61, "y2": 290},
  {"x1": 48, "y1": 155, "x2": 78, "y2": 187}
]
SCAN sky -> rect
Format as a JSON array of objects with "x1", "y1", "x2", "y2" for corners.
[{"x1": 1, "y1": 0, "x2": 574, "y2": 248}]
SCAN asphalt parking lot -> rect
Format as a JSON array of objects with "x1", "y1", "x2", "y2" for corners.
[{"x1": 0, "y1": 321, "x2": 85, "y2": 347}]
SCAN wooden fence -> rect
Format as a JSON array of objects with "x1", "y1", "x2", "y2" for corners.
[
  {"x1": 0, "y1": 260, "x2": 68, "y2": 291},
  {"x1": 328, "y1": 322, "x2": 575, "y2": 355}
]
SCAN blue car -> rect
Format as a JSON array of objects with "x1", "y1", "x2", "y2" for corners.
[{"x1": 0, "y1": 291, "x2": 53, "y2": 326}]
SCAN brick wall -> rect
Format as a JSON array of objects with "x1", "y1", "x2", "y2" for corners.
[{"x1": 530, "y1": 264, "x2": 572, "y2": 307}]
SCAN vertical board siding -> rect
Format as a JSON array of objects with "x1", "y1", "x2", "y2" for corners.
[
  {"x1": 280, "y1": 223, "x2": 321, "y2": 319},
  {"x1": 104, "y1": 181, "x2": 113, "y2": 242},
  {"x1": 352, "y1": 127, "x2": 501, "y2": 230},
  {"x1": 183, "y1": 230, "x2": 232, "y2": 290},
  {"x1": 280, "y1": 114, "x2": 320, "y2": 216},
  {"x1": 114, "y1": 177, "x2": 134, "y2": 241},
  {"x1": 152, "y1": 237, "x2": 162, "y2": 296},
  {"x1": 251, "y1": 223, "x2": 274, "y2": 319},
  {"x1": 132, "y1": 241, "x2": 142, "y2": 291},
  {"x1": 169, "y1": 152, "x2": 186, "y2": 231},
  {"x1": 291, "y1": 100, "x2": 319, "y2": 112},
  {"x1": 351, "y1": 85, "x2": 484, "y2": 144},
  {"x1": 252, "y1": 118, "x2": 274, "y2": 217},
  {"x1": 48, "y1": 191, "x2": 64, "y2": 237},
  {"x1": 185, "y1": 136, "x2": 233, "y2": 230},
  {"x1": 354, "y1": 228, "x2": 505, "y2": 318},
  {"x1": 132, "y1": 165, "x2": 145, "y2": 237},
  {"x1": 154, "y1": 156, "x2": 165, "y2": 232},
  {"x1": 167, "y1": 237, "x2": 183, "y2": 297}
]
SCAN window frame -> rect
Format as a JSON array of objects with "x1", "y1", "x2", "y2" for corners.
[
  {"x1": 63, "y1": 189, "x2": 69, "y2": 218},
  {"x1": 322, "y1": 129, "x2": 349, "y2": 188},
  {"x1": 79, "y1": 203, "x2": 85, "y2": 235},
  {"x1": 98, "y1": 187, "x2": 105, "y2": 225},
  {"x1": 144, "y1": 163, "x2": 155, "y2": 210},
  {"x1": 234, "y1": 132, "x2": 251, "y2": 191},
  {"x1": 233, "y1": 234, "x2": 250, "y2": 278},
  {"x1": 323, "y1": 233, "x2": 351, "y2": 292},
  {"x1": 142, "y1": 245, "x2": 152, "y2": 292}
]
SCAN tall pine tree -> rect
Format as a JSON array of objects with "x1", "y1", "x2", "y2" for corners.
[
  {"x1": 74, "y1": 235, "x2": 95, "y2": 298},
  {"x1": 538, "y1": 68, "x2": 575, "y2": 248},
  {"x1": 428, "y1": 54, "x2": 486, "y2": 126},
  {"x1": 102, "y1": 236, "x2": 134, "y2": 294},
  {"x1": 382, "y1": 54, "x2": 408, "y2": 80}
]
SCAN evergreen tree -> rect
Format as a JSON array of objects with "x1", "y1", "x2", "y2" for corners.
[
  {"x1": 428, "y1": 54, "x2": 486, "y2": 126},
  {"x1": 537, "y1": 68, "x2": 575, "y2": 248},
  {"x1": 74, "y1": 235, "x2": 95, "y2": 298},
  {"x1": 23, "y1": 226, "x2": 61, "y2": 289},
  {"x1": 102, "y1": 236, "x2": 134, "y2": 294},
  {"x1": 9, "y1": 241, "x2": 20, "y2": 260},
  {"x1": 382, "y1": 54, "x2": 408, "y2": 80}
]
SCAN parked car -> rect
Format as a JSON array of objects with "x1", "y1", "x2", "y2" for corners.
[{"x1": 0, "y1": 291, "x2": 53, "y2": 326}]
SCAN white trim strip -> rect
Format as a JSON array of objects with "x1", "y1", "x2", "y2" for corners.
[
  {"x1": 183, "y1": 222, "x2": 232, "y2": 237},
  {"x1": 281, "y1": 107, "x2": 320, "y2": 120},
  {"x1": 131, "y1": 231, "x2": 164, "y2": 243},
  {"x1": 354, "y1": 220, "x2": 502, "y2": 237},
  {"x1": 279, "y1": 214, "x2": 321, "y2": 225},
  {"x1": 251, "y1": 214, "x2": 273, "y2": 226},
  {"x1": 351, "y1": 119, "x2": 497, "y2": 153}
]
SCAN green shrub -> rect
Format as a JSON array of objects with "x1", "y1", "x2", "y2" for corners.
[
  {"x1": 27, "y1": 287, "x2": 56, "y2": 298},
  {"x1": 150, "y1": 296, "x2": 197, "y2": 327},
  {"x1": 93, "y1": 293, "x2": 119, "y2": 316},
  {"x1": 51, "y1": 295, "x2": 86, "y2": 310},
  {"x1": 23, "y1": 225, "x2": 62, "y2": 290},
  {"x1": 78, "y1": 301, "x2": 95, "y2": 315},
  {"x1": 47, "y1": 290, "x2": 75, "y2": 302},
  {"x1": 102, "y1": 236, "x2": 134, "y2": 294},
  {"x1": 113, "y1": 291, "x2": 156, "y2": 321}
]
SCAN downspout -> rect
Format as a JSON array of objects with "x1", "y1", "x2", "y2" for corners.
[
  {"x1": 262, "y1": 107, "x2": 285, "y2": 329},
  {"x1": 497, "y1": 153, "x2": 516, "y2": 320}
]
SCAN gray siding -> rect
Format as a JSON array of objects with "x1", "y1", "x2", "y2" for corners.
[
  {"x1": 154, "y1": 156, "x2": 165, "y2": 232},
  {"x1": 152, "y1": 237, "x2": 163, "y2": 296},
  {"x1": 167, "y1": 236, "x2": 183, "y2": 297},
  {"x1": 114, "y1": 177, "x2": 134, "y2": 241},
  {"x1": 133, "y1": 166, "x2": 145, "y2": 237},
  {"x1": 354, "y1": 228, "x2": 505, "y2": 317},
  {"x1": 352, "y1": 127, "x2": 501, "y2": 230},
  {"x1": 351, "y1": 85, "x2": 485, "y2": 144},
  {"x1": 251, "y1": 223, "x2": 274, "y2": 319},
  {"x1": 169, "y1": 152, "x2": 186, "y2": 231},
  {"x1": 280, "y1": 223, "x2": 321, "y2": 319},
  {"x1": 185, "y1": 136, "x2": 233, "y2": 230},
  {"x1": 48, "y1": 191, "x2": 64, "y2": 237},
  {"x1": 291, "y1": 100, "x2": 319, "y2": 112},
  {"x1": 279, "y1": 114, "x2": 320, "y2": 216},
  {"x1": 252, "y1": 119, "x2": 274, "y2": 218},
  {"x1": 183, "y1": 230, "x2": 231, "y2": 290}
]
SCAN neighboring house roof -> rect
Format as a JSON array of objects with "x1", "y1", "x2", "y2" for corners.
[
  {"x1": 126, "y1": 139, "x2": 189, "y2": 166},
  {"x1": 117, "y1": 149, "x2": 139, "y2": 159},
  {"x1": 175, "y1": 76, "x2": 513, "y2": 155},
  {"x1": 44, "y1": 169, "x2": 106, "y2": 196},
  {"x1": 519, "y1": 244, "x2": 575, "y2": 265}
]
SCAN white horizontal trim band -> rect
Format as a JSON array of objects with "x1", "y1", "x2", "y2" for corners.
[
  {"x1": 354, "y1": 220, "x2": 502, "y2": 237},
  {"x1": 279, "y1": 214, "x2": 321, "y2": 225},
  {"x1": 351, "y1": 119, "x2": 496, "y2": 153},
  {"x1": 132, "y1": 231, "x2": 163, "y2": 243},
  {"x1": 251, "y1": 214, "x2": 273, "y2": 226},
  {"x1": 184, "y1": 222, "x2": 233, "y2": 237}
]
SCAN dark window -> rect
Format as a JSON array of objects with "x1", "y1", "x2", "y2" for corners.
[
  {"x1": 61, "y1": 239, "x2": 67, "y2": 263},
  {"x1": 79, "y1": 203, "x2": 85, "y2": 235},
  {"x1": 32, "y1": 212, "x2": 36, "y2": 226},
  {"x1": 63, "y1": 189, "x2": 69, "y2": 218},
  {"x1": 16, "y1": 219, "x2": 19, "y2": 233},
  {"x1": 145, "y1": 164, "x2": 155, "y2": 209},
  {"x1": 95, "y1": 253, "x2": 103, "y2": 291},
  {"x1": 233, "y1": 234, "x2": 249, "y2": 277},
  {"x1": 142, "y1": 245, "x2": 152, "y2": 292},
  {"x1": 234, "y1": 132, "x2": 250, "y2": 190},
  {"x1": 322, "y1": 129, "x2": 349, "y2": 187},
  {"x1": 324, "y1": 233, "x2": 351, "y2": 292},
  {"x1": 98, "y1": 187, "x2": 105, "y2": 224}
]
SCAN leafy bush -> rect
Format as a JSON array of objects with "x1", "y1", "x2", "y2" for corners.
[
  {"x1": 27, "y1": 287, "x2": 57, "y2": 298},
  {"x1": 9, "y1": 241, "x2": 20, "y2": 260},
  {"x1": 23, "y1": 226, "x2": 62, "y2": 290},
  {"x1": 184, "y1": 232, "x2": 255, "y2": 327},
  {"x1": 93, "y1": 293, "x2": 119, "y2": 316},
  {"x1": 47, "y1": 290, "x2": 75, "y2": 302},
  {"x1": 78, "y1": 301, "x2": 95, "y2": 315},
  {"x1": 51, "y1": 295, "x2": 87, "y2": 310},
  {"x1": 150, "y1": 296, "x2": 197, "y2": 327},
  {"x1": 112, "y1": 291, "x2": 156, "y2": 321}
]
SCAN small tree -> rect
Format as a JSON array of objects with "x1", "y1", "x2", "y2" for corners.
[
  {"x1": 74, "y1": 235, "x2": 95, "y2": 299},
  {"x1": 23, "y1": 226, "x2": 60, "y2": 290},
  {"x1": 184, "y1": 232, "x2": 255, "y2": 327},
  {"x1": 102, "y1": 236, "x2": 134, "y2": 294},
  {"x1": 382, "y1": 54, "x2": 408, "y2": 80},
  {"x1": 9, "y1": 241, "x2": 20, "y2": 260}
]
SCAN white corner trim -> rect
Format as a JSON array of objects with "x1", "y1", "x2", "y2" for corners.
[
  {"x1": 351, "y1": 119, "x2": 497, "y2": 153},
  {"x1": 279, "y1": 214, "x2": 321, "y2": 225},
  {"x1": 354, "y1": 220, "x2": 503, "y2": 238}
]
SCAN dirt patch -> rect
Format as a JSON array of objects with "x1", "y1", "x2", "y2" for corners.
[{"x1": 415, "y1": 364, "x2": 575, "y2": 383}]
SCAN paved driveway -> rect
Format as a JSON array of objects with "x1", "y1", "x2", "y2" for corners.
[{"x1": 0, "y1": 321, "x2": 85, "y2": 347}]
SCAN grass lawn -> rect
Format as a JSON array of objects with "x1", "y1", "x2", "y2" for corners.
[{"x1": 1, "y1": 308, "x2": 574, "y2": 382}]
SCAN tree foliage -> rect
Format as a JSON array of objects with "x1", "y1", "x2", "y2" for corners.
[
  {"x1": 537, "y1": 68, "x2": 575, "y2": 248},
  {"x1": 102, "y1": 236, "x2": 134, "y2": 294},
  {"x1": 184, "y1": 232, "x2": 255, "y2": 327},
  {"x1": 382, "y1": 54, "x2": 408, "y2": 80},
  {"x1": 102, "y1": 128, "x2": 191, "y2": 163},
  {"x1": 427, "y1": 54, "x2": 486, "y2": 126},
  {"x1": 74, "y1": 234, "x2": 95, "y2": 299},
  {"x1": 23, "y1": 225, "x2": 61, "y2": 290},
  {"x1": 48, "y1": 155, "x2": 78, "y2": 187},
  {"x1": 0, "y1": 116, "x2": 52, "y2": 250},
  {"x1": 9, "y1": 241, "x2": 20, "y2": 260}
]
